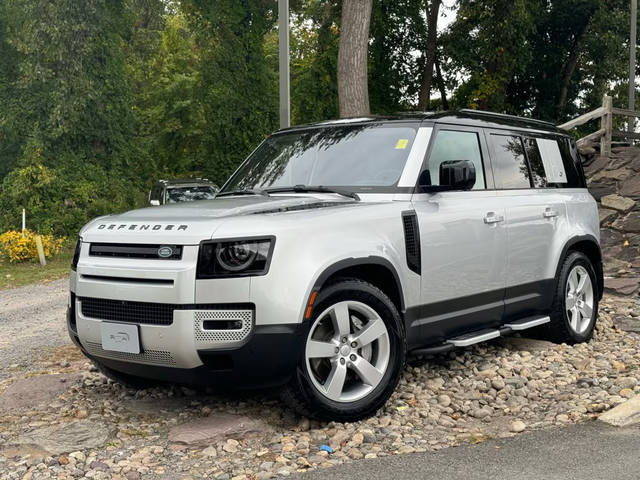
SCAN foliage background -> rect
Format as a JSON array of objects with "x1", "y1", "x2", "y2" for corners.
[{"x1": 0, "y1": 0, "x2": 634, "y2": 235}]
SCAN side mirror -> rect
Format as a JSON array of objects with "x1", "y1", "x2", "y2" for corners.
[
  {"x1": 150, "y1": 199, "x2": 160, "y2": 206},
  {"x1": 439, "y1": 160, "x2": 476, "y2": 190}
]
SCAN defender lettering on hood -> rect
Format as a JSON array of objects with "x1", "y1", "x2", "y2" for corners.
[{"x1": 97, "y1": 224, "x2": 188, "y2": 231}]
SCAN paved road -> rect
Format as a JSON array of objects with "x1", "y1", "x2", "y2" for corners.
[
  {"x1": 293, "y1": 422, "x2": 640, "y2": 480},
  {"x1": 0, "y1": 278, "x2": 69, "y2": 377}
]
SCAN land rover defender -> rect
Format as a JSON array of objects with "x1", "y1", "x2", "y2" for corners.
[{"x1": 68, "y1": 111, "x2": 602, "y2": 421}]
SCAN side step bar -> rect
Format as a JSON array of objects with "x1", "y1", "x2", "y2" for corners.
[
  {"x1": 410, "y1": 315, "x2": 551, "y2": 356},
  {"x1": 503, "y1": 315, "x2": 550, "y2": 331},
  {"x1": 447, "y1": 329, "x2": 500, "y2": 347}
]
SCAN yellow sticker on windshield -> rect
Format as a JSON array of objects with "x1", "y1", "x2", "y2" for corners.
[{"x1": 395, "y1": 139, "x2": 409, "y2": 150}]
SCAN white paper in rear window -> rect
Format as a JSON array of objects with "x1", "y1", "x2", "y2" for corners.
[{"x1": 536, "y1": 138, "x2": 567, "y2": 183}]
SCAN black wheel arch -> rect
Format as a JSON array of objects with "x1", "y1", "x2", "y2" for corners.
[
  {"x1": 556, "y1": 234, "x2": 603, "y2": 300},
  {"x1": 312, "y1": 256, "x2": 406, "y2": 315}
]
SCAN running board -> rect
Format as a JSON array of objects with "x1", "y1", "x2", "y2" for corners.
[
  {"x1": 503, "y1": 315, "x2": 550, "y2": 331},
  {"x1": 447, "y1": 329, "x2": 500, "y2": 347},
  {"x1": 410, "y1": 315, "x2": 552, "y2": 356}
]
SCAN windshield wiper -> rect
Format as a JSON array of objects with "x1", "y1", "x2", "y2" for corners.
[
  {"x1": 266, "y1": 185, "x2": 360, "y2": 201},
  {"x1": 216, "y1": 188, "x2": 270, "y2": 198}
]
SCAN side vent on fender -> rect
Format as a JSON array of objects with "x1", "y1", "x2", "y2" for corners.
[{"x1": 402, "y1": 211, "x2": 421, "y2": 274}]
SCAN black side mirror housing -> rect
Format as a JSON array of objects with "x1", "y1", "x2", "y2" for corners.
[{"x1": 418, "y1": 160, "x2": 476, "y2": 192}]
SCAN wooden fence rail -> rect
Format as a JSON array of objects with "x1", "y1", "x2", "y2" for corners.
[{"x1": 558, "y1": 95, "x2": 640, "y2": 157}]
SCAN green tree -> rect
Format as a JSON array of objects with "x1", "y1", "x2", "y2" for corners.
[
  {"x1": 369, "y1": 0, "x2": 426, "y2": 113},
  {"x1": 126, "y1": 3, "x2": 206, "y2": 177},
  {"x1": 416, "y1": 0, "x2": 441, "y2": 110},
  {"x1": 0, "y1": 0, "x2": 140, "y2": 234},
  {"x1": 522, "y1": 0, "x2": 606, "y2": 120},
  {"x1": 0, "y1": 0, "x2": 21, "y2": 181},
  {"x1": 290, "y1": 0, "x2": 340, "y2": 124},
  {"x1": 182, "y1": 0, "x2": 278, "y2": 185},
  {"x1": 581, "y1": 0, "x2": 629, "y2": 112},
  {"x1": 445, "y1": 0, "x2": 535, "y2": 113},
  {"x1": 443, "y1": 0, "x2": 629, "y2": 120}
]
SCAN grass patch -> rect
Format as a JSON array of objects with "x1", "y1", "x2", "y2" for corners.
[{"x1": 0, "y1": 244, "x2": 74, "y2": 290}]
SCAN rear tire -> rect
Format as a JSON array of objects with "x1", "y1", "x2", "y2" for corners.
[
  {"x1": 91, "y1": 359, "x2": 164, "y2": 390},
  {"x1": 282, "y1": 279, "x2": 406, "y2": 422},
  {"x1": 544, "y1": 251, "x2": 598, "y2": 344}
]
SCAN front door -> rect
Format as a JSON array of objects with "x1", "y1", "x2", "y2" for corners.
[{"x1": 409, "y1": 127, "x2": 508, "y2": 344}]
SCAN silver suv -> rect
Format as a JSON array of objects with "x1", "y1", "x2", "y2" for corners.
[{"x1": 67, "y1": 111, "x2": 602, "y2": 421}]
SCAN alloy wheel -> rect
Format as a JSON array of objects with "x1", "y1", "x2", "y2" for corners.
[
  {"x1": 565, "y1": 265, "x2": 594, "y2": 335},
  {"x1": 305, "y1": 300, "x2": 391, "y2": 403}
]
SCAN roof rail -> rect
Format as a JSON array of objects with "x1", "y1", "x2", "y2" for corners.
[{"x1": 458, "y1": 109, "x2": 556, "y2": 128}]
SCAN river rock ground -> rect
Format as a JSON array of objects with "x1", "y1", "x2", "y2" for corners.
[{"x1": 1, "y1": 284, "x2": 640, "y2": 479}]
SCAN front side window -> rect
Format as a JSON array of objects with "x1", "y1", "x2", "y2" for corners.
[
  {"x1": 221, "y1": 125, "x2": 418, "y2": 192},
  {"x1": 424, "y1": 130, "x2": 486, "y2": 190},
  {"x1": 490, "y1": 134, "x2": 531, "y2": 189}
]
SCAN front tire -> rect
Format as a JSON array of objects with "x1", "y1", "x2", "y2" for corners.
[
  {"x1": 282, "y1": 279, "x2": 406, "y2": 422},
  {"x1": 545, "y1": 251, "x2": 598, "y2": 344}
]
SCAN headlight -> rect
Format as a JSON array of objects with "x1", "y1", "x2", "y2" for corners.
[
  {"x1": 197, "y1": 237, "x2": 274, "y2": 278},
  {"x1": 71, "y1": 236, "x2": 82, "y2": 271}
]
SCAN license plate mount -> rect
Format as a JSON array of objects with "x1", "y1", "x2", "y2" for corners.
[{"x1": 101, "y1": 322, "x2": 140, "y2": 354}]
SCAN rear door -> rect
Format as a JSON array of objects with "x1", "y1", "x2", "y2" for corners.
[
  {"x1": 486, "y1": 131, "x2": 568, "y2": 320},
  {"x1": 410, "y1": 126, "x2": 508, "y2": 343}
]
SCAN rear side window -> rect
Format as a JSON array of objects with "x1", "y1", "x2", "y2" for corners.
[
  {"x1": 526, "y1": 136, "x2": 584, "y2": 188},
  {"x1": 523, "y1": 138, "x2": 547, "y2": 188},
  {"x1": 489, "y1": 134, "x2": 531, "y2": 189},
  {"x1": 425, "y1": 130, "x2": 486, "y2": 190}
]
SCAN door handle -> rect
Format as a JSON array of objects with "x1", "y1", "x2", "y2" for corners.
[
  {"x1": 484, "y1": 212, "x2": 504, "y2": 224},
  {"x1": 543, "y1": 208, "x2": 559, "y2": 218}
]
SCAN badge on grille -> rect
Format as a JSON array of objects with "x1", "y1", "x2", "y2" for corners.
[{"x1": 157, "y1": 245, "x2": 174, "y2": 258}]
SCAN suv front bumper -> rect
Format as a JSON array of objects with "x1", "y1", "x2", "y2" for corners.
[{"x1": 67, "y1": 297, "x2": 305, "y2": 388}]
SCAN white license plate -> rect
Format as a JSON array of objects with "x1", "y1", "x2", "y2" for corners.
[{"x1": 101, "y1": 322, "x2": 140, "y2": 354}]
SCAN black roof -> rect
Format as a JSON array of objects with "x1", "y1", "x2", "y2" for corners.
[{"x1": 280, "y1": 109, "x2": 564, "y2": 135}]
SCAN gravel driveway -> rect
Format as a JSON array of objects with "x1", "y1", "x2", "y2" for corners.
[
  {"x1": 0, "y1": 278, "x2": 70, "y2": 378},
  {"x1": 1, "y1": 291, "x2": 640, "y2": 480}
]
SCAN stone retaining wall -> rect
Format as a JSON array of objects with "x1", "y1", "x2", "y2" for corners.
[{"x1": 584, "y1": 147, "x2": 640, "y2": 295}]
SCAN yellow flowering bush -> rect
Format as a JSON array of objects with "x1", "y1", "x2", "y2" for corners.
[{"x1": 0, "y1": 229, "x2": 65, "y2": 263}]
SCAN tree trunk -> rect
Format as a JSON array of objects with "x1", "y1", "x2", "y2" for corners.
[
  {"x1": 417, "y1": 0, "x2": 441, "y2": 110},
  {"x1": 556, "y1": 18, "x2": 592, "y2": 119},
  {"x1": 435, "y1": 54, "x2": 449, "y2": 110},
  {"x1": 337, "y1": 0, "x2": 373, "y2": 118}
]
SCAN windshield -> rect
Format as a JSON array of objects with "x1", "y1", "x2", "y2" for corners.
[
  {"x1": 221, "y1": 124, "x2": 418, "y2": 193},
  {"x1": 166, "y1": 186, "x2": 216, "y2": 203}
]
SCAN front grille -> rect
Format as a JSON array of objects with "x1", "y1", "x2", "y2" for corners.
[
  {"x1": 78, "y1": 297, "x2": 255, "y2": 328},
  {"x1": 89, "y1": 243, "x2": 183, "y2": 260},
  {"x1": 80, "y1": 297, "x2": 175, "y2": 325}
]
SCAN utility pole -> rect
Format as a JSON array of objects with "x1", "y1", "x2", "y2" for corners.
[
  {"x1": 278, "y1": 0, "x2": 290, "y2": 129},
  {"x1": 630, "y1": 0, "x2": 637, "y2": 133}
]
